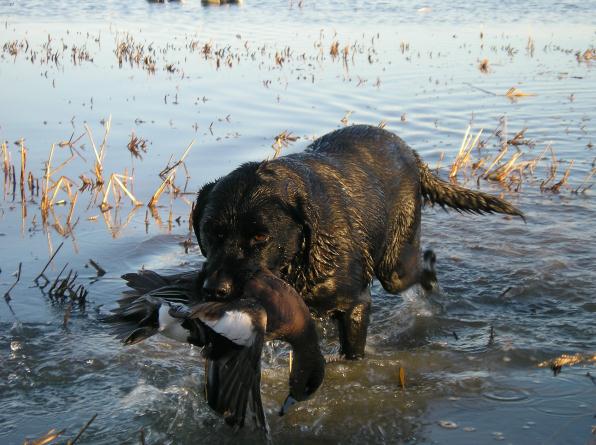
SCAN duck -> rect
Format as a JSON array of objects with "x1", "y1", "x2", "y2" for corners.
[{"x1": 103, "y1": 269, "x2": 325, "y2": 431}]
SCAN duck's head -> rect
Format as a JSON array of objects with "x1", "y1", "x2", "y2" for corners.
[
  {"x1": 241, "y1": 271, "x2": 326, "y2": 417},
  {"x1": 280, "y1": 340, "x2": 325, "y2": 415}
]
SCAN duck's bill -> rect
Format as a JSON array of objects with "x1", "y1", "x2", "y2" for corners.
[{"x1": 278, "y1": 395, "x2": 297, "y2": 416}]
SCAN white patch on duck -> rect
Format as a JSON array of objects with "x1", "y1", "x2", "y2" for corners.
[
  {"x1": 200, "y1": 310, "x2": 256, "y2": 346},
  {"x1": 158, "y1": 304, "x2": 190, "y2": 343}
]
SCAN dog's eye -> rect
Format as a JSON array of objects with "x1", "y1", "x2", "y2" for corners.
[{"x1": 252, "y1": 233, "x2": 269, "y2": 243}]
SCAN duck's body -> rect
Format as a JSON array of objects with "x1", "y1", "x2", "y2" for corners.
[{"x1": 103, "y1": 270, "x2": 325, "y2": 431}]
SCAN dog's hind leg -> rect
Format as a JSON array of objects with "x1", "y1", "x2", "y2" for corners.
[
  {"x1": 420, "y1": 249, "x2": 438, "y2": 291},
  {"x1": 375, "y1": 193, "x2": 423, "y2": 294},
  {"x1": 335, "y1": 289, "x2": 372, "y2": 359}
]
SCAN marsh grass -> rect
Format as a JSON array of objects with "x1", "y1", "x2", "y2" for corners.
[
  {"x1": 446, "y1": 123, "x2": 585, "y2": 194},
  {"x1": 149, "y1": 139, "x2": 195, "y2": 208}
]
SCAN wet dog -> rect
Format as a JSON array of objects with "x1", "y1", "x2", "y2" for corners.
[{"x1": 192, "y1": 125, "x2": 523, "y2": 358}]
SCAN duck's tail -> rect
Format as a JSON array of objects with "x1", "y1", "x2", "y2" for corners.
[{"x1": 414, "y1": 152, "x2": 525, "y2": 221}]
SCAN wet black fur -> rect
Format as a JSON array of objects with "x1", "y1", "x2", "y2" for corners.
[{"x1": 193, "y1": 125, "x2": 523, "y2": 359}]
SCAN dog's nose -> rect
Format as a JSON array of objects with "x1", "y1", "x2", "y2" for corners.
[{"x1": 203, "y1": 272, "x2": 233, "y2": 299}]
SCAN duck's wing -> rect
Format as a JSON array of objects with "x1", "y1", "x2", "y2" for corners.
[
  {"x1": 122, "y1": 269, "x2": 199, "y2": 299},
  {"x1": 204, "y1": 335, "x2": 264, "y2": 429},
  {"x1": 101, "y1": 284, "x2": 201, "y2": 345},
  {"x1": 190, "y1": 301, "x2": 269, "y2": 431}
]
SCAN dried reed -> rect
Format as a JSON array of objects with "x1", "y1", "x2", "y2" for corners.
[
  {"x1": 272, "y1": 131, "x2": 298, "y2": 158},
  {"x1": 149, "y1": 140, "x2": 195, "y2": 208},
  {"x1": 23, "y1": 428, "x2": 65, "y2": 445},
  {"x1": 1, "y1": 140, "x2": 9, "y2": 178},
  {"x1": 85, "y1": 116, "x2": 112, "y2": 187},
  {"x1": 101, "y1": 173, "x2": 141, "y2": 211},
  {"x1": 449, "y1": 126, "x2": 483, "y2": 180},
  {"x1": 504, "y1": 87, "x2": 536, "y2": 98}
]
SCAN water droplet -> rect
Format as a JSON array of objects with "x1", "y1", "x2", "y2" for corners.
[{"x1": 10, "y1": 341, "x2": 22, "y2": 352}]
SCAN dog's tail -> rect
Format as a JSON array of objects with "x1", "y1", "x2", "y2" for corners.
[{"x1": 414, "y1": 153, "x2": 525, "y2": 221}]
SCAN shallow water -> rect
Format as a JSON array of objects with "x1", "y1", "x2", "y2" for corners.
[{"x1": 1, "y1": 1, "x2": 595, "y2": 444}]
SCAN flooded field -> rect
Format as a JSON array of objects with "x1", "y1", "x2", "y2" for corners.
[{"x1": 1, "y1": 1, "x2": 595, "y2": 444}]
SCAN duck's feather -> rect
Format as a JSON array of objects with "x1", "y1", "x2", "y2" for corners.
[
  {"x1": 188, "y1": 300, "x2": 269, "y2": 430},
  {"x1": 203, "y1": 310, "x2": 257, "y2": 346},
  {"x1": 204, "y1": 332, "x2": 265, "y2": 430},
  {"x1": 158, "y1": 304, "x2": 191, "y2": 343},
  {"x1": 101, "y1": 282, "x2": 198, "y2": 343},
  {"x1": 190, "y1": 301, "x2": 267, "y2": 347},
  {"x1": 123, "y1": 326, "x2": 158, "y2": 345},
  {"x1": 122, "y1": 269, "x2": 198, "y2": 296}
]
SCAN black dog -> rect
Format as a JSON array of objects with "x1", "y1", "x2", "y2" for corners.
[{"x1": 193, "y1": 125, "x2": 523, "y2": 359}]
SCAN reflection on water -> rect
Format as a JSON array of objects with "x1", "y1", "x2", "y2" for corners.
[{"x1": 0, "y1": 0, "x2": 595, "y2": 444}]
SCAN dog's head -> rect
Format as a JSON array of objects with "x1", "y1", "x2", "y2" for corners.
[{"x1": 193, "y1": 160, "x2": 319, "y2": 300}]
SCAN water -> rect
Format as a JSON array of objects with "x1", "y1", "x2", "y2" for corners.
[{"x1": 1, "y1": 1, "x2": 595, "y2": 443}]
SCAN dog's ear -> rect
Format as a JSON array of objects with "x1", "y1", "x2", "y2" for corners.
[
  {"x1": 293, "y1": 191, "x2": 337, "y2": 282},
  {"x1": 257, "y1": 161, "x2": 336, "y2": 281},
  {"x1": 193, "y1": 180, "x2": 218, "y2": 255}
]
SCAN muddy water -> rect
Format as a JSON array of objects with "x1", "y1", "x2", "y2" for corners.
[{"x1": 1, "y1": 1, "x2": 595, "y2": 444}]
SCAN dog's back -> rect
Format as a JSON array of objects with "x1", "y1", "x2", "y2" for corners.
[{"x1": 294, "y1": 125, "x2": 523, "y2": 294}]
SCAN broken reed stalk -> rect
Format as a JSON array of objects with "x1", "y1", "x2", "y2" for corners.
[
  {"x1": 538, "y1": 353, "x2": 596, "y2": 376},
  {"x1": 3, "y1": 262, "x2": 22, "y2": 318},
  {"x1": 449, "y1": 127, "x2": 483, "y2": 180},
  {"x1": 1, "y1": 140, "x2": 9, "y2": 178},
  {"x1": 272, "y1": 130, "x2": 298, "y2": 158},
  {"x1": 572, "y1": 167, "x2": 595, "y2": 193},
  {"x1": 50, "y1": 177, "x2": 75, "y2": 205},
  {"x1": 24, "y1": 428, "x2": 66, "y2": 445},
  {"x1": 112, "y1": 174, "x2": 141, "y2": 206},
  {"x1": 67, "y1": 413, "x2": 97, "y2": 445},
  {"x1": 41, "y1": 144, "x2": 56, "y2": 220},
  {"x1": 27, "y1": 171, "x2": 35, "y2": 194},
  {"x1": 482, "y1": 145, "x2": 509, "y2": 179},
  {"x1": 85, "y1": 116, "x2": 112, "y2": 187},
  {"x1": 150, "y1": 139, "x2": 195, "y2": 208},
  {"x1": 66, "y1": 192, "x2": 78, "y2": 226},
  {"x1": 540, "y1": 146, "x2": 559, "y2": 190},
  {"x1": 148, "y1": 173, "x2": 173, "y2": 208},
  {"x1": 486, "y1": 151, "x2": 523, "y2": 182},
  {"x1": 159, "y1": 139, "x2": 195, "y2": 180},
  {"x1": 34, "y1": 241, "x2": 64, "y2": 286},
  {"x1": 19, "y1": 139, "x2": 27, "y2": 201},
  {"x1": 544, "y1": 160, "x2": 574, "y2": 193},
  {"x1": 101, "y1": 173, "x2": 141, "y2": 211}
]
